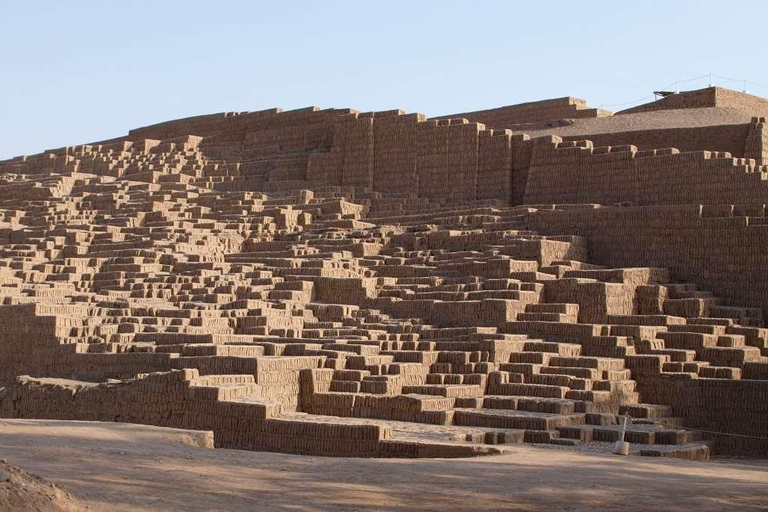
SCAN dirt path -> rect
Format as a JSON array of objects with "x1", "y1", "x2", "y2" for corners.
[{"x1": 1, "y1": 419, "x2": 767, "y2": 511}]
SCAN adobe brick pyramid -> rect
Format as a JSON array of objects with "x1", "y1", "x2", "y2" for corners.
[{"x1": 1, "y1": 86, "x2": 768, "y2": 459}]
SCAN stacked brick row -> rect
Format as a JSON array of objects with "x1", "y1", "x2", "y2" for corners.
[
  {"x1": 435, "y1": 96, "x2": 609, "y2": 130},
  {"x1": 372, "y1": 113, "x2": 423, "y2": 195},
  {"x1": 619, "y1": 87, "x2": 768, "y2": 117},
  {"x1": 310, "y1": 114, "x2": 506, "y2": 203},
  {"x1": 6, "y1": 112, "x2": 767, "y2": 211},
  {"x1": 527, "y1": 205, "x2": 768, "y2": 318},
  {"x1": 622, "y1": 359, "x2": 768, "y2": 454},
  {"x1": 557, "y1": 124, "x2": 752, "y2": 160},
  {"x1": 523, "y1": 135, "x2": 768, "y2": 205},
  {"x1": 0, "y1": 370, "x2": 495, "y2": 458},
  {"x1": 415, "y1": 121, "x2": 451, "y2": 201},
  {"x1": 477, "y1": 129, "x2": 512, "y2": 201}
]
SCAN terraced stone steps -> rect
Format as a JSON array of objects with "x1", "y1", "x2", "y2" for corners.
[{"x1": 0, "y1": 137, "x2": 765, "y2": 458}]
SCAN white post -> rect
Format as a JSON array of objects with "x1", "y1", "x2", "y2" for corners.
[
  {"x1": 612, "y1": 415, "x2": 630, "y2": 455},
  {"x1": 709, "y1": 72, "x2": 713, "y2": 87}
]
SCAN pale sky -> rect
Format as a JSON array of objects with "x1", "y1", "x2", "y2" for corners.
[{"x1": 2, "y1": 0, "x2": 767, "y2": 159}]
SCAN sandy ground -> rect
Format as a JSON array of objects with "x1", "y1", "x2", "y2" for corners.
[{"x1": 1, "y1": 419, "x2": 767, "y2": 512}]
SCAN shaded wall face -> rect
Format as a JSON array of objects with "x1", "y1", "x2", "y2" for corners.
[
  {"x1": 436, "y1": 97, "x2": 607, "y2": 129},
  {"x1": 561, "y1": 125, "x2": 751, "y2": 159},
  {"x1": 372, "y1": 114, "x2": 421, "y2": 195},
  {"x1": 522, "y1": 131, "x2": 768, "y2": 207},
  {"x1": 299, "y1": 113, "x2": 767, "y2": 208},
  {"x1": 477, "y1": 130, "x2": 512, "y2": 201},
  {"x1": 309, "y1": 115, "x2": 512, "y2": 204},
  {"x1": 618, "y1": 88, "x2": 719, "y2": 115},
  {"x1": 526, "y1": 205, "x2": 768, "y2": 317},
  {"x1": 618, "y1": 88, "x2": 768, "y2": 118},
  {"x1": 625, "y1": 364, "x2": 768, "y2": 456},
  {"x1": 417, "y1": 121, "x2": 481, "y2": 203}
]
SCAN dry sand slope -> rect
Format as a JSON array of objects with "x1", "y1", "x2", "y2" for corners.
[
  {"x1": 0, "y1": 459, "x2": 85, "y2": 512},
  {"x1": 1, "y1": 419, "x2": 767, "y2": 512}
]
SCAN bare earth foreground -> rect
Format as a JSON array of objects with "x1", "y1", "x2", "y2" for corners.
[
  {"x1": 0, "y1": 459, "x2": 84, "y2": 512},
  {"x1": 1, "y1": 419, "x2": 767, "y2": 511}
]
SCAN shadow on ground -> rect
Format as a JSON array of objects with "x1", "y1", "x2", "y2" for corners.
[{"x1": 1, "y1": 419, "x2": 767, "y2": 511}]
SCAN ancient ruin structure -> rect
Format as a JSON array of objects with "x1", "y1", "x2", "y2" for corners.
[{"x1": 1, "y1": 86, "x2": 768, "y2": 460}]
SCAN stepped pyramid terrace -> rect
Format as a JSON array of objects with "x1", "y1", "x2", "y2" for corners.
[{"x1": 3, "y1": 86, "x2": 768, "y2": 460}]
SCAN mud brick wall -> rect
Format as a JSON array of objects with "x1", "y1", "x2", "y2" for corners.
[
  {"x1": 371, "y1": 297, "x2": 531, "y2": 328},
  {"x1": 241, "y1": 122, "x2": 330, "y2": 159},
  {"x1": 544, "y1": 279, "x2": 636, "y2": 324},
  {"x1": 415, "y1": 121, "x2": 450, "y2": 201},
  {"x1": 0, "y1": 372, "x2": 194, "y2": 426},
  {"x1": 624, "y1": 366, "x2": 768, "y2": 456},
  {"x1": 414, "y1": 119, "x2": 485, "y2": 203},
  {"x1": 744, "y1": 117, "x2": 768, "y2": 163},
  {"x1": 619, "y1": 88, "x2": 719, "y2": 115},
  {"x1": 340, "y1": 116, "x2": 375, "y2": 189},
  {"x1": 372, "y1": 112, "x2": 423, "y2": 195},
  {"x1": 511, "y1": 134, "x2": 533, "y2": 204},
  {"x1": 716, "y1": 88, "x2": 768, "y2": 118},
  {"x1": 306, "y1": 117, "x2": 364, "y2": 187},
  {"x1": 217, "y1": 108, "x2": 339, "y2": 162},
  {"x1": 8, "y1": 99, "x2": 768, "y2": 209},
  {"x1": 526, "y1": 205, "x2": 768, "y2": 316},
  {"x1": 0, "y1": 304, "x2": 174, "y2": 385},
  {"x1": 436, "y1": 97, "x2": 608, "y2": 129},
  {"x1": 0, "y1": 304, "x2": 65, "y2": 384},
  {"x1": 446, "y1": 121, "x2": 482, "y2": 203},
  {"x1": 129, "y1": 107, "x2": 347, "y2": 163},
  {"x1": 389, "y1": 230, "x2": 587, "y2": 266},
  {"x1": 253, "y1": 356, "x2": 325, "y2": 411},
  {"x1": 670, "y1": 378, "x2": 768, "y2": 456},
  {"x1": 127, "y1": 112, "x2": 254, "y2": 141},
  {"x1": 308, "y1": 111, "x2": 420, "y2": 193},
  {"x1": 522, "y1": 135, "x2": 768, "y2": 205},
  {"x1": 561, "y1": 124, "x2": 753, "y2": 160},
  {"x1": 0, "y1": 371, "x2": 490, "y2": 458},
  {"x1": 619, "y1": 87, "x2": 768, "y2": 117},
  {"x1": 128, "y1": 107, "x2": 345, "y2": 145},
  {"x1": 306, "y1": 123, "x2": 345, "y2": 187},
  {"x1": 477, "y1": 129, "x2": 512, "y2": 201}
]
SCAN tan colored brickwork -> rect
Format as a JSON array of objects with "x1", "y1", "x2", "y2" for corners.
[{"x1": 0, "y1": 88, "x2": 767, "y2": 459}]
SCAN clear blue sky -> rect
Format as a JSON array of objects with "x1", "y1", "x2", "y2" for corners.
[{"x1": 2, "y1": 0, "x2": 768, "y2": 160}]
